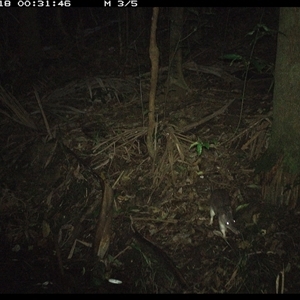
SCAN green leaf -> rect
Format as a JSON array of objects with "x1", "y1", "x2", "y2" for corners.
[
  {"x1": 220, "y1": 54, "x2": 243, "y2": 61},
  {"x1": 251, "y1": 58, "x2": 268, "y2": 73},
  {"x1": 197, "y1": 143, "x2": 203, "y2": 156},
  {"x1": 202, "y1": 141, "x2": 210, "y2": 149},
  {"x1": 190, "y1": 140, "x2": 211, "y2": 156},
  {"x1": 236, "y1": 203, "x2": 249, "y2": 213},
  {"x1": 257, "y1": 23, "x2": 272, "y2": 32},
  {"x1": 189, "y1": 141, "x2": 200, "y2": 149}
]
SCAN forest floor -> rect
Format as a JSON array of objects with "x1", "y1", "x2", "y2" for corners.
[{"x1": 1, "y1": 7, "x2": 299, "y2": 294}]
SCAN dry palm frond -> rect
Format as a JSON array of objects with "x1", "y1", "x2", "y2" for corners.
[
  {"x1": 92, "y1": 127, "x2": 147, "y2": 155},
  {"x1": 46, "y1": 76, "x2": 137, "y2": 103},
  {"x1": 0, "y1": 86, "x2": 37, "y2": 129},
  {"x1": 91, "y1": 123, "x2": 191, "y2": 193},
  {"x1": 152, "y1": 126, "x2": 187, "y2": 190},
  {"x1": 226, "y1": 112, "x2": 272, "y2": 160},
  {"x1": 33, "y1": 88, "x2": 52, "y2": 138},
  {"x1": 91, "y1": 127, "x2": 147, "y2": 170}
]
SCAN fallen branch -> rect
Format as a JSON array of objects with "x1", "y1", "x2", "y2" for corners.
[{"x1": 180, "y1": 98, "x2": 236, "y2": 133}]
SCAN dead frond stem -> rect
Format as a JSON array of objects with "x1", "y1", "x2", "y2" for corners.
[
  {"x1": 92, "y1": 127, "x2": 147, "y2": 155},
  {"x1": 224, "y1": 112, "x2": 272, "y2": 147},
  {"x1": 0, "y1": 86, "x2": 37, "y2": 129},
  {"x1": 180, "y1": 98, "x2": 236, "y2": 133},
  {"x1": 34, "y1": 88, "x2": 53, "y2": 139},
  {"x1": 152, "y1": 128, "x2": 182, "y2": 189}
]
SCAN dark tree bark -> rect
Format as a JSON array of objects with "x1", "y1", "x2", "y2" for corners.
[
  {"x1": 146, "y1": 7, "x2": 159, "y2": 159},
  {"x1": 257, "y1": 8, "x2": 300, "y2": 208}
]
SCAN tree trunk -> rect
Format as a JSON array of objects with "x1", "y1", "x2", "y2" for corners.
[
  {"x1": 167, "y1": 7, "x2": 189, "y2": 91},
  {"x1": 146, "y1": 7, "x2": 159, "y2": 159},
  {"x1": 257, "y1": 7, "x2": 300, "y2": 208}
]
